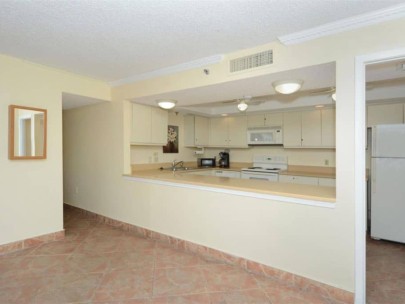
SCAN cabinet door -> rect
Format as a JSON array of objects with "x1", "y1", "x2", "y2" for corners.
[
  {"x1": 283, "y1": 112, "x2": 302, "y2": 147},
  {"x1": 195, "y1": 116, "x2": 209, "y2": 146},
  {"x1": 247, "y1": 114, "x2": 265, "y2": 127},
  {"x1": 265, "y1": 113, "x2": 283, "y2": 127},
  {"x1": 209, "y1": 117, "x2": 228, "y2": 146},
  {"x1": 318, "y1": 177, "x2": 336, "y2": 187},
  {"x1": 228, "y1": 116, "x2": 248, "y2": 147},
  {"x1": 131, "y1": 103, "x2": 151, "y2": 143},
  {"x1": 279, "y1": 175, "x2": 318, "y2": 185},
  {"x1": 215, "y1": 170, "x2": 241, "y2": 178},
  {"x1": 301, "y1": 110, "x2": 322, "y2": 147},
  {"x1": 184, "y1": 115, "x2": 195, "y2": 147},
  {"x1": 151, "y1": 107, "x2": 168, "y2": 144},
  {"x1": 367, "y1": 103, "x2": 403, "y2": 127},
  {"x1": 321, "y1": 109, "x2": 336, "y2": 148}
]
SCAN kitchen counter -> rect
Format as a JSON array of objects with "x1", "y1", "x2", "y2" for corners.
[
  {"x1": 279, "y1": 165, "x2": 336, "y2": 179},
  {"x1": 126, "y1": 167, "x2": 336, "y2": 204}
]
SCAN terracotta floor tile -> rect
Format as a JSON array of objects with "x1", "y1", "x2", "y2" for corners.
[
  {"x1": 117, "y1": 235, "x2": 157, "y2": 253},
  {"x1": 93, "y1": 268, "x2": 154, "y2": 301},
  {"x1": 209, "y1": 288, "x2": 271, "y2": 303},
  {"x1": 75, "y1": 237, "x2": 122, "y2": 254},
  {"x1": 153, "y1": 267, "x2": 207, "y2": 297},
  {"x1": 34, "y1": 272, "x2": 103, "y2": 303},
  {"x1": 367, "y1": 236, "x2": 405, "y2": 303},
  {"x1": 151, "y1": 293, "x2": 211, "y2": 304},
  {"x1": 67, "y1": 252, "x2": 111, "y2": 273},
  {"x1": 202, "y1": 264, "x2": 259, "y2": 292},
  {"x1": 107, "y1": 251, "x2": 155, "y2": 271},
  {"x1": 64, "y1": 218, "x2": 98, "y2": 230},
  {"x1": 155, "y1": 243, "x2": 207, "y2": 269},
  {"x1": 29, "y1": 240, "x2": 80, "y2": 255},
  {"x1": 87, "y1": 226, "x2": 126, "y2": 239}
]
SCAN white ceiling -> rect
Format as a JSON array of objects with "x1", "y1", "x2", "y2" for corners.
[{"x1": 1, "y1": 0, "x2": 404, "y2": 83}]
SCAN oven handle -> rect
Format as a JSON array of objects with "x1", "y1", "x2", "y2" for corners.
[{"x1": 249, "y1": 177, "x2": 271, "y2": 180}]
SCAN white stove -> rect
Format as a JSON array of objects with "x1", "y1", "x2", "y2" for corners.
[{"x1": 241, "y1": 155, "x2": 288, "y2": 181}]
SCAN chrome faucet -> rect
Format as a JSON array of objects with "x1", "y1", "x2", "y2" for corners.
[{"x1": 171, "y1": 160, "x2": 184, "y2": 170}]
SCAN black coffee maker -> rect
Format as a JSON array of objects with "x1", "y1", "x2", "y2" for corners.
[{"x1": 218, "y1": 152, "x2": 230, "y2": 168}]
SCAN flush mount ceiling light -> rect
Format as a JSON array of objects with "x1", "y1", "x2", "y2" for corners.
[
  {"x1": 272, "y1": 80, "x2": 303, "y2": 94},
  {"x1": 157, "y1": 99, "x2": 177, "y2": 109},
  {"x1": 237, "y1": 100, "x2": 248, "y2": 112}
]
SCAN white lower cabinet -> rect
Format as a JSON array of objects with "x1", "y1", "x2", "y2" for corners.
[
  {"x1": 214, "y1": 170, "x2": 241, "y2": 178},
  {"x1": 186, "y1": 170, "x2": 241, "y2": 178},
  {"x1": 186, "y1": 170, "x2": 213, "y2": 176},
  {"x1": 318, "y1": 177, "x2": 336, "y2": 187},
  {"x1": 279, "y1": 175, "x2": 318, "y2": 185},
  {"x1": 279, "y1": 175, "x2": 336, "y2": 187}
]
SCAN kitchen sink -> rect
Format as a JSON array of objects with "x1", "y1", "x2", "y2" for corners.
[{"x1": 159, "y1": 166, "x2": 197, "y2": 171}]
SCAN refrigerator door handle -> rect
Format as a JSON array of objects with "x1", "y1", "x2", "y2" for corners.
[
  {"x1": 372, "y1": 126, "x2": 377, "y2": 157},
  {"x1": 371, "y1": 158, "x2": 376, "y2": 194}
]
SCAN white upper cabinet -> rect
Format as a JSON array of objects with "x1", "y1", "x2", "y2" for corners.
[
  {"x1": 131, "y1": 103, "x2": 168, "y2": 145},
  {"x1": 247, "y1": 114, "x2": 265, "y2": 127},
  {"x1": 301, "y1": 110, "x2": 322, "y2": 147},
  {"x1": 321, "y1": 108, "x2": 336, "y2": 148},
  {"x1": 283, "y1": 109, "x2": 334, "y2": 148},
  {"x1": 283, "y1": 111, "x2": 302, "y2": 147},
  {"x1": 247, "y1": 113, "x2": 283, "y2": 127},
  {"x1": 265, "y1": 113, "x2": 283, "y2": 127},
  {"x1": 228, "y1": 116, "x2": 248, "y2": 147},
  {"x1": 184, "y1": 115, "x2": 209, "y2": 147},
  {"x1": 209, "y1": 116, "x2": 248, "y2": 147},
  {"x1": 209, "y1": 117, "x2": 229, "y2": 146},
  {"x1": 367, "y1": 103, "x2": 404, "y2": 127}
]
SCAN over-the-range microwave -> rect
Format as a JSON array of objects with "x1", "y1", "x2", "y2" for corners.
[{"x1": 247, "y1": 127, "x2": 283, "y2": 145}]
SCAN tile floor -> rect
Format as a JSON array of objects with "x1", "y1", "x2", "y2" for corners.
[
  {"x1": 366, "y1": 236, "x2": 405, "y2": 304},
  {"x1": 1, "y1": 207, "x2": 344, "y2": 303}
]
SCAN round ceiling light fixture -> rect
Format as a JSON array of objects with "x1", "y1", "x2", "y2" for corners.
[
  {"x1": 237, "y1": 100, "x2": 248, "y2": 112},
  {"x1": 157, "y1": 99, "x2": 177, "y2": 110},
  {"x1": 272, "y1": 80, "x2": 303, "y2": 95}
]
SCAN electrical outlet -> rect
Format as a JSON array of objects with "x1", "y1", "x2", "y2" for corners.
[{"x1": 324, "y1": 159, "x2": 329, "y2": 166}]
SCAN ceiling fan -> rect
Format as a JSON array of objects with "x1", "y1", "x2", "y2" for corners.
[{"x1": 222, "y1": 96, "x2": 268, "y2": 112}]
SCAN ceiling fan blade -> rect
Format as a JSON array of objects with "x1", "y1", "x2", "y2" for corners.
[{"x1": 309, "y1": 87, "x2": 335, "y2": 95}]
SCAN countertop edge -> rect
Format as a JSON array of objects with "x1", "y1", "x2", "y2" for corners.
[{"x1": 123, "y1": 174, "x2": 336, "y2": 208}]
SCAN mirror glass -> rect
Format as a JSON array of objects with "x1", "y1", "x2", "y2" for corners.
[{"x1": 9, "y1": 105, "x2": 47, "y2": 159}]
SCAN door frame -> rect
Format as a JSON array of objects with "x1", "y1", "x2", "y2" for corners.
[{"x1": 355, "y1": 48, "x2": 405, "y2": 303}]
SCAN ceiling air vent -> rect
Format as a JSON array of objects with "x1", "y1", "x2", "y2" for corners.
[{"x1": 230, "y1": 50, "x2": 273, "y2": 73}]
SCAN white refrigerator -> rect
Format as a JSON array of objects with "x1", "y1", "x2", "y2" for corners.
[{"x1": 371, "y1": 124, "x2": 405, "y2": 243}]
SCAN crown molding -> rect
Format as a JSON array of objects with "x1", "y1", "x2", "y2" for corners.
[
  {"x1": 278, "y1": 4, "x2": 405, "y2": 46},
  {"x1": 109, "y1": 54, "x2": 224, "y2": 87}
]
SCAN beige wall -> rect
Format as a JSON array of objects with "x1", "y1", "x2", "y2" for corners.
[
  {"x1": 0, "y1": 54, "x2": 110, "y2": 245},
  {"x1": 63, "y1": 18, "x2": 405, "y2": 293}
]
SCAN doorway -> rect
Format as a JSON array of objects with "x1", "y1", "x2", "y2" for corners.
[{"x1": 355, "y1": 48, "x2": 405, "y2": 304}]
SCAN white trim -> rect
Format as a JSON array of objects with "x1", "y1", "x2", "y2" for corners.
[
  {"x1": 123, "y1": 176, "x2": 336, "y2": 209},
  {"x1": 354, "y1": 48, "x2": 405, "y2": 304},
  {"x1": 278, "y1": 4, "x2": 405, "y2": 45},
  {"x1": 110, "y1": 54, "x2": 224, "y2": 87}
]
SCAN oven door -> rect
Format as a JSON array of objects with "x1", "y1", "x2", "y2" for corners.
[{"x1": 241, "y1": 171, "x2": 278, "y2": 182}]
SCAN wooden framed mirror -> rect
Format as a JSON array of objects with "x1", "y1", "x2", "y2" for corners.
[{"x1": 9, "y1": 105, "x2": 47, "y2": 160}]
